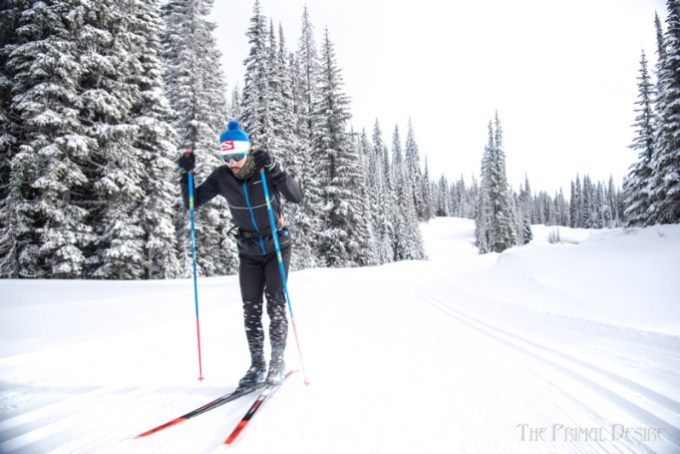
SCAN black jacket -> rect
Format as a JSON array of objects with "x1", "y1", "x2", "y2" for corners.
[{"x1": 180, "y1": 166, "x2": 304, "y2": 257}]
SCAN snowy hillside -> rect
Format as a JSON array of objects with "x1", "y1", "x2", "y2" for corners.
[{"x1": 1, "y1": 218, "x2": 679, "y2": 453}]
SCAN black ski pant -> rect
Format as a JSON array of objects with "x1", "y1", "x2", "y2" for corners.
[{"x1": 239, "y1": 246, "x2": 291, "y2": 360}]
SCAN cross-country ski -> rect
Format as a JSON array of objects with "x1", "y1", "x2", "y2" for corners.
[
  {"x1": 135, "y1": 384, "x2": 264, "y2": 438},
  {"x1": 224, "y1": 370, "x2": 298, "y2": 445}
]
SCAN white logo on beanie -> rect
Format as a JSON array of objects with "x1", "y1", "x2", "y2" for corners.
[
  {"x1": 221, "y1": 140, "x2": 250, "y2": 154},
  {"x1": 219, "y1": 120, "x2": 250, "y2": 155}
]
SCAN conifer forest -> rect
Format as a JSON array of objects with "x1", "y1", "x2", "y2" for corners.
[{"x1": 1, "y1": 0, "x2": 679, "y2": 279}]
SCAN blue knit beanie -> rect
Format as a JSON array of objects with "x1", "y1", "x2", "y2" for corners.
[{"x1": 219, "y1": 120, "x2": 250, "y2": 154}]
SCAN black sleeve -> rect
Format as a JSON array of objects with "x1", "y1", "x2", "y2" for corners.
[
  {"x1": 270, "y1": 170, "x2": 304, "y2": 204},
  {"x1": 179, "y1": 169, "x2": 221, "y2": 209}
]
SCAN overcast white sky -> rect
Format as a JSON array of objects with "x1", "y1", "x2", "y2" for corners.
[{"x1": 210, "y1": 0, "x2": 666, "y2": 194}]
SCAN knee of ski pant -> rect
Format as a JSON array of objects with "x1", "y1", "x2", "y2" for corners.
[
  {"x1": 242, "y1": 299, "x2": 264, "y2": 318},
  {"x1": 264, "y1": 294, "x2": 287, "y2": 319}
]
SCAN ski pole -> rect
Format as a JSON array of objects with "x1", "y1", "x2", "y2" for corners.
[
  {"x1": 186, "y1": 147, "x2": 205, "y2": 381},
  {"x1": 259, "y1": 169, "x2": 309, "y2": 385}
]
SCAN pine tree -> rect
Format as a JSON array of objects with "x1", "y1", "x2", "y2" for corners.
[
  {"x1": 517, "y1": 175, "x2": 533, "y2": 245},
  {"x1": 475, "y1": 123, "x2": 494, "y2": 253},
  {"x1": 74, "y1": 0, "x2": 148, "y2": 279},
  {"x1": 313, "y1": 28, "x2": 366, "y2": 267},
  {"x1": 2, "y1": 0, "x2": 183, "y2": 279},
  {"x1": 240, "y1": 0, "x2": 269, "y2": 144},
  {"x1": 390, "y1": 125, "x2": 405, "y2": 258},
  {"x1": 624, "y1": 50, "x2": 656, "y2": 226},
  {"x1": 387, "y1": 124, "x2": 424, "y2": 260},
  {"x1": 649, "y1": 2, "x2": 680, "y2": 223},
  {"x1": 163, "y1": 0, "x2": 236, "y2": 277},
  {"x1": 297, "y1": 4, "x2": 319, "y2": 142},
  {"x1": 128, "y1": 0, "x2": 181, "y2": 279},
  {"x1": 6, "y1": 1, "x2": 93, "y2": 278},
  {"x1": 475, "y1": 114, "x2": 518, "y2": 253},
  {"x1": 404, "y1": 118, "x2": 427, "y2": 221},
  {"x1": 363, "y1": 121, "x2": 382, "y2": 258},
  {"x1": 558, "y1": 189, "x2": 569, "y2": 226},
  {"x1": 421, "y1": 156, "x2": 435, "y2": 220},
  {"x1": 0, "y1": 0, "x2": 33, "y2": 277},
  {"x1": 437, "y1": 175, "x2": 450, "y2": 216},
  {"x1": 352, "y1": 130, "x2": 378, "y2": 266},
  {"x1": 570, "y1": 176, "x2": 582, "y2": 228},
  {"x1": 289, "y1": 5, "x2": 323, "y2": 268},
  {"x1": 582, "y1": 176, "x2": 595, "y2": 228},
  {"x1": 371, "y1": 121, "x2": 395, "y2": 264},
  {"x1": 490, "y1": 113, "x2": 518, "y2": 251}
]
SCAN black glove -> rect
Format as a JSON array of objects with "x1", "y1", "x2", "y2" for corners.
[
  {"x1": 178, "y1": 152, "x2": 195, "y2": 174},
  {"x1": 252, "y1": 149, "x2": 277, "y2": 173}
]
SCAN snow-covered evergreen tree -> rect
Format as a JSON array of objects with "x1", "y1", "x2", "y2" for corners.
[
  {"x1": 371, "y1": 120, "x2": 395, "y2": 264},
  {"x1": 570, "y1": 176, "x2": 582, "y2": 228},
  {"x1": 313, "y1": 28, "x2": 365, "y2": 267},
  {"x1": 289, "y1": 5, "x2": 323, "y2": 269},
  {"x1": 240, "y1": 0, "x2": 270, "y2": 145},
  {"x1": 1, "y1": 0, "x2": 184, "y2": 279},
  {"x1": 421, "y1": 156, "x2": 435, "y2": 221},
  {"x1": 475, "y1": 124, "x2": 494, "y2": 253},
  {"x1": 0, "y1": 0, "x2": 34, "y2": 278},
  {"x1": 353, "y1": 130, "x2": 378, "y2": 266},
  {"x1": 436, "y1": 175, "x2": 450, "y2": 216},
  {"x1": 162, "y1": 0, "x2": 236, "y2": 277},
  {"x1": 555, "y1": 189, "x2": 570, "y2": 226},
  {"x1": 389, "y1": 124, "x2": 425, "y2": 260},
  {"x1": 264, "y1": 20, "x2": 286, "y2": 156},
  {"x1": 624, "y1": 50, "x2": 656, "y2": 227},
  {"x1": 404, "y1": 118, "x2": 429, "y2": 221},
  {"x1": 81, "y1": 0, "x2": 149, "y2": 279},
  {"x1": 648, "y1": 1, "x2": 680, "y2": 223},
  {"x1": 582, "y1": 176, "x2": 595, "y2": 228},
  {"x1": 389, "y1": 125, "x2": 405, "y2": 257},
  {"x1": 363, "y1": 121, "x2": 382, "y2": 259},
  {"x1": 490, "y1": 113, "x2": 518, "y2": 251},
  {"x1": 475, "y1": 114, "x2": 518, "y2": 254},
  {"x1": 128, "y1": 0, "x2": 181, "y2": 279},
  {"x1": 517, "y1": 175, "x2": 533, "y2": 245},
  {"x1": 7, "y1": 1, "x2": 94, "y2": 278}
]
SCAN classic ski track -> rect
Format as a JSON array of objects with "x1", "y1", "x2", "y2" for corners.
[
  {"x1": 414, "y1": 279, "x2": 680, "y2": 450},
  {"x1": 0, "y1": 386, "x2": 158, "y2": 453},
  {"x1": 0, "y1": 384, "x2": 241, "y2": 453},
  {"x1": 436, "y1": 279, "x2": 680, "y2": 415}
]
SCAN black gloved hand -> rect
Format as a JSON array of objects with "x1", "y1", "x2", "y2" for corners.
[
  {"x1": 252, "y1": 149, "x2": 277, "y2": 173},
  {"x1": 178, "y1": 152, "x2": 195, "y2": 174}
]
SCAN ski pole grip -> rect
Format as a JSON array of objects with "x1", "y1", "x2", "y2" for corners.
[{"x1": 184, "y1": 147, "x2": 194, "y2": 174}]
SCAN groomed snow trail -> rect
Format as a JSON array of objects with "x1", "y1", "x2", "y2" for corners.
[{"x1": 0, "y1": 218, "x2": 678, "y2": 453}]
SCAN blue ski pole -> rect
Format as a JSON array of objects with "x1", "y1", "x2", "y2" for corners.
[
  {"x1": 259, "y1": 169, "x2": 309, "y2": 385},
  {"x1": 186, "y1": 147, "x2": 205, "y2": 381}
]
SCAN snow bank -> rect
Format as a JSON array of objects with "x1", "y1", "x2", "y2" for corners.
[{"x1": 439, "y1": 220, "x2": 680, "y2": 336}]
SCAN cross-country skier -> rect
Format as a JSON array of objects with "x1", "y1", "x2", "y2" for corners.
[{"x1": 177, "y1": 120, "x2": 304, "y2": 387}]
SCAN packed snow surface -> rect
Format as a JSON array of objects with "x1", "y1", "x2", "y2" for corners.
[{"x1": 1, "y1": 218, "x2": 679, "y2": 453}]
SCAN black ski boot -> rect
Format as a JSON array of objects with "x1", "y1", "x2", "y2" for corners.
[
  {"x1": 266, "y1": 349, "x2": 285, "y2": 385},
  {"x1": 239, "y1": 353, "x2": 266, "y2": 389}
]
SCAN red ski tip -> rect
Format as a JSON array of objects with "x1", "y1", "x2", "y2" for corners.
[
  {"x1": 225, "y1": 420, "x2": 249, "y2": 445},
  {"x1": 136, "y1": 417, "x2": 188, "y2": 437}
]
